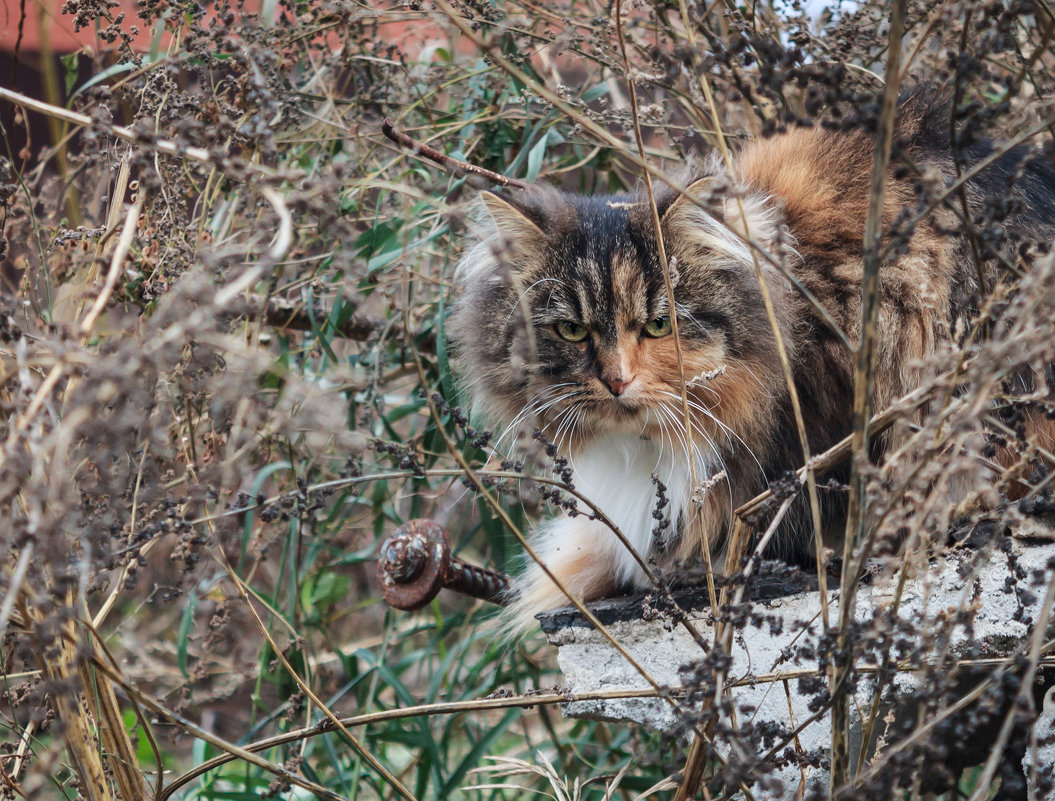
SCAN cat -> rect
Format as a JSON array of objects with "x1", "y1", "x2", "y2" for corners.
[{"x1": 447, "y1": 86, "x2": 1055, "y2": 633}]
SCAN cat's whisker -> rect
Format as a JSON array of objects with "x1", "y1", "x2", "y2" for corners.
[
  {"x1": 550, "y1": 403, "x2": 580, "y2": 454},
  {"x1": 536, "y1": 392, "x2": 587, "y2": 428},
  {"x1": 491, "y1": 399, "x2": 550, "y2": 456},
  {"x1": 726, "y1": 356, "x2": 777, "y2": 399},
  {"x1": 568, "y1": 405, "x2": 588, "y2": 458},
  {"x1": 554, "y1": 404, "x2": 589, "y2": 483},
  {"x1": 686, "y1": 381, "x2": 723, "y2": 403},
  {"x1": 655, "y1": 400, "x2": 726, "y2": 480},
  {"x1": 537, "y1": 393, "x2": 593, "y2": 456},
  {"x1": 643, "y1": 409, "x2": 670, "y2": 476},
  {"x1": 654, "y1": 391, "x2": 720, "y2": 450},
  {"x1": 657, "y1": 390, "x2": 767, "y2": 480},
  {"x1": 501, "y1": 277, "x2": 575, "y2": 331},
  {"x1": 653, "y1": 402, "x2": 697, "y2": 472},
  {"x1": 655, "y1": 401, "x2": 736, "y2": 524},
  {"x1": 498, "y1": 386, "x2": 582, "y2": 446},
  {"x1": 489, "y1": 389, "x2": 588, "y2": 471}
]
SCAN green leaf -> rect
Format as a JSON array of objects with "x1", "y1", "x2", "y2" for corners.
[
  {"x1": 176, "y1": 590, "x2": 199, "y2": 680},
  {"x1": 301, "y1": 570, "x2": 351, "y2": 616},
  {"x1": 526, "y1": 131, "x2": 550, "y2": 181},
  {"x1": 60, "y1": 54, "x2": 79, "y2": 96}
]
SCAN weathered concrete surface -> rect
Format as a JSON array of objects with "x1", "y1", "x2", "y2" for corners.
[
  {"x1": 541, "y1": 537, "x2": 1055, "y2": 796},
  {"x1": 1025, "y1": 687, "x2": 1055, "y2": 801}
]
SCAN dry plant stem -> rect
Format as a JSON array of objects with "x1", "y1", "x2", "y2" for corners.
[
  {"x1": 907, "y1": 265, "x2": 1046, "y2": 492},
  {"x1": 695, "y1": 78, "x2": 826, "y2": 556},
  {"x1": 381, "y1": 117, "x2": 527, "y2": 188},
  {"x1": 155, "y1": 648, "x2": 1051, "y2": 801},
  {"x1": 614, "y1": 8, "x2": 741, "y2": 795},
  {"x1": 853, "y1": 508, "x2": 941, "y2": 771},
  {"x1": 10, "y1": 721, "x2": 37, "y2": 789},
  {"x1": 254, "y1": 297, "x2": 384, "y2": 342},
  {"x1": 87, "y1": 627, "x2": 167, "y2": 800},
  {"x1": 741, "y1": 495, "x2": 796, "y2": 577},
  {"x1": 878, "y1": 106, "x2": 1055, "y2": 264},
  {"x1": 75, "y1": 624, "x2": 150, "y2": 800},
  {"x1": 781, "y1": 679, "x2": 811, "y2": 797},
  {"x1": 79, "y1": 199, "x2": 142, "y2": 340},
  {"x1": 0, "y1": 86, "x2": 218, "y2": 169},
  {"x1": 613, "y1": 0, "x2": 716, "y2": 632},
  {"x1": 895, "y1": 0, "x2": 950, "y2": 83},
  {"x1": 93, "y1": 442, "x2": 150, "y2": 628},
  {"x1": 405, "y1": 334, "x2": 723, "y2": 752},
  {"x1": 686, "y1": 10, "x2": 831, "y2": 628},
  {"x1": 1005, "y1": 9, "x2": 1055, "y2": 99},
  {"x1": 833, "y1": 1, "x2": 906, "y2": 792},
  {"x1": 950, "y1": 13, "x2": 988, "y2": 297},
  {"x1": 59, "y1": 198, "x2": 140, "y2": 454},
  {"x1": 215, "y1": 549, "x2": 421, "y2": 801},
  {"x1": 672, "y1": 18, "x2": 825, "y2": 795},
  {"x1": 0, "y1": 544, "x2": 32, "y2": 645},
  {"x1": 19, "y1": 597, "x2": 114, "y2": 801},
  {"x1": 79, "y1": 652, "x2": 350, "y2": 801},
  {"x1": 97, "y1": 151, "x2": 132, "y2": 277}
]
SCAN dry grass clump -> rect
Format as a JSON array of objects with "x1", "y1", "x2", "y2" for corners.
[{"x1": 0, "y1": 0, "x2": 1054, "y2": 798}]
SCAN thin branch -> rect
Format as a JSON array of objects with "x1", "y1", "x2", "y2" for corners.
[
  {"x1": 381, "y1": 117, "x2": 528, "y2": 189},
  {"x1": 0, "y1": 85, "x2": 222, "y2": 170},
  {"x1": 833, "y1": 2, "x2": 907, "y2": 791},
  {"x1": 252, "y1": 297, "x2": 386, "y2": 341}
]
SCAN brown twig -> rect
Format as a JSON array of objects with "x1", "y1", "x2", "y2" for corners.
[
  {"x1": 833, "y1": 1, "x2": 907, "y2": 792},
  {"x1": 254, "y1": 297, "x2": 382, "y2": 341},
  {"x1": 381, "y1": 117, "x2": 528, "y2": 189}
]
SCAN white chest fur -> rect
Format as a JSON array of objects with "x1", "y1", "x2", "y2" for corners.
[{"x1": 567, "y1": 434, "x2": 703, "y2": 586}]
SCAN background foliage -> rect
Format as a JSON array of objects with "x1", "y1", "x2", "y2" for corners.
[{"x1": 2, "y1": 0, "x2": 1055, "y2": 798}]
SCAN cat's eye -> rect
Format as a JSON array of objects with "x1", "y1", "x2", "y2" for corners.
[
  {"x1": 643, "y1": 316, "x2": 673, "y2": 338},
  {"x1": 555, "y1": 321, "x2": 589, "y2": 342}
]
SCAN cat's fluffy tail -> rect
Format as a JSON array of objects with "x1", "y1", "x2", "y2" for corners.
[{"x1": 499, "y1": 517, "x2": 622, "y2": 638}]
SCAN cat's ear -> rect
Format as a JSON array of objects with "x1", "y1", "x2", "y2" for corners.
[
  {"x1": 457, "y1": 190, "x2": 551, "y2": 283},
  {"x1": 480, "y1": 191, "x2": 547, "y2": 244},
  {"x1": 658, "y1": 178, "x2": 715, "y2": 223}
]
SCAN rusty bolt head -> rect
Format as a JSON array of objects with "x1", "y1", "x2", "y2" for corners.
[
  {"x1": 376, "y1": 519, "x2": 452, "y2": 611},
  {"x1": 380, "y1": 537, "x2": 426, "y2": 582}
]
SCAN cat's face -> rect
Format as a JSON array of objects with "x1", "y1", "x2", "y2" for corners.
[{"x1": 450, "y1": 182, "x2": 792, "y2": 455}]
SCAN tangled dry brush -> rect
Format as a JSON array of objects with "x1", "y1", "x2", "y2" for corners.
[{"x1": 1, "y1": 0, "x2": 1055, "y2": 798}]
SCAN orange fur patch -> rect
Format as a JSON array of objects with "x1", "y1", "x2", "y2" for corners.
[
  {"x1": 996, "y1": 413, "x2": 1055, "y2": 500},
  {"x1": 738, "y1": 126, "x2": 912, "y2": 264}
]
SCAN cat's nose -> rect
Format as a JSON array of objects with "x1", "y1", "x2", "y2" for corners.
[{"x1": 604, "y1": 376, "x2": 633, "y2": 396}]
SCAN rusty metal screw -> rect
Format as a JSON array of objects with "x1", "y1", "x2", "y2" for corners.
[{"x1": 376, "y1": 519, "x2": 512, "y2": 610}]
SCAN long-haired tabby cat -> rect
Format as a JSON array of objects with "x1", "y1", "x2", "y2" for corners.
[{"x1": 448, "y1": 86, "x2": 1055, "y2": 633}]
